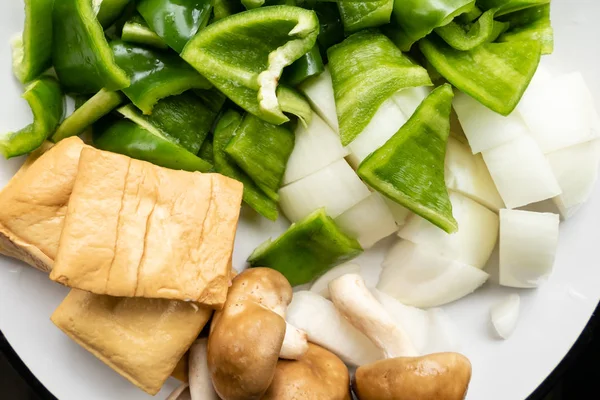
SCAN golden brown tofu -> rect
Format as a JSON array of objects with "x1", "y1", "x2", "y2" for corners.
[
  {"x1": 0, "y1": 138, "x2": 86, "y2": 273},
  {"x1": 50, "y1": 148, "x2": 243, "y2": 309},
  {"x1": 51, "y1": 290, "x2": 212, "y2": 395}
]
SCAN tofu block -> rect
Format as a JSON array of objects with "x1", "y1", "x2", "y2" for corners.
[
  {"x1": 50, "y1": 148, "x2": 243, "y2": 308},
  {"x1": 51, "y1": 290, "x2": 212, "y2": 395},
  {"x1": 0, "y1": 137, "x2": 86, "y2": 272}
]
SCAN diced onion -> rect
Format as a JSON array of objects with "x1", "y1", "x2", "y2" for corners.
[
  {"x1": 383, "y1": 197, "x2": 413, "y2": 227},
  {"x1": 490, "y1": 294, "x2": 520, "y2": 339},
  {"x1": 310, "y1": 263, "x2": 361, "y2": 299},
  {"x1": 499, "y1": 209, "x2": 559, "y2": 288},
  {"x1": 445, "y1": 137, "x2": 505, "y2": 212},
  {"x1": 284, "y1": 112, "x2": 348, "y2": 185},
  {"x1": 392, "y1": 86, "x2": 431, "y2": 118},
  {"x1": 377, "y1": 240, "x2": 489, "y2": 308},
  {"x1": 482, "y1": 135, "x2": 562, "y2": 209},
  {"x1": 334, "y1": 192, "x2": 398, "y2": 248},
  {"x1": 299, "y1": 67, "x2": 339, "y2": 132},
  {"x1": 398, "y1": 191, "x2": 499, "y2": 269}
]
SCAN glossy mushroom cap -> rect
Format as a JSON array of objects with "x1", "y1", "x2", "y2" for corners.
[
  {"x1": 263, "y1": 343, "x2": 352, "y2": 400},
  {"x1": 353, "y1": 352, "x2": 472, "y2": 400}
]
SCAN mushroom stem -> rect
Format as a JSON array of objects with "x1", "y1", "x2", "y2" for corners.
[
  {"x1": 189, "y1": 339, "x2": 220, "y2": 400},
  {"x1": 166, "y1": 383, "x2": 192, "y2": 400},
  {"x1": 280, "y1": 322, "x2": 309, "y2": 360},
  {"x1": 328, "y1": 274, "x2": 419, "y2": 358}
]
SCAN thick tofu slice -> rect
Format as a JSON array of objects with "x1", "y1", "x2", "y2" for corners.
[
  {"x1": 0, "y1": 137, "x2": 86, "y2": 272},
  {"x1": 51, "y1": 289, "x2": 212, "y2": 395},
  {"x1": 50, "y1": 148, "x2": 243, "y2": 308}
]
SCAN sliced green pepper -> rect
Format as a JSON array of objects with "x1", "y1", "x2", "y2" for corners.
[
  {"x1": 248, "y1": 208, "x2": 363, "y2": 286},
  {"x1": 435, "y1": 8, "x2": 507, "y2": 51},
  {"x1": 181, "y1": 6, "x2": 319, "y2": 125},
  {"x1": 338, "y1": 0, "x2": 393, "y2": 33},
  {"x1": 110, "y1": 40, "x2": 211, "y2": 115},
  {"x1": 53, "y1": 0, "x2": 130, "y2": 94},
  {"x1": 313, "y1": 2, "x2": 345, "y2": 53},
  {"x1": 277, "y1": 86, "x2": 313, "y2": 127},
  {"x1": 198, "y1": 138, "x2": 214, "y2": 164},
  {"x1": 358, "y1": 84, "x2": 457, "y2": 234},
  {"x1": 117, "y1": 92, "x2": 217, "y2": 154},
  {"x1": 498, "y1": 4, "x2": 553, "y2": 54},
  {"x1": 283, "y1": 45, "x2": 324, "y2": 86},
  {"x1": 420, "y1": 35, "x2": 541, "y2": 115},
  {"x1": 52, "y1": 90, "x2": 124, "y2": 142},
  {"x1": 214, "y1": 110, "x2": 279, "y2": 221},
  {"x1": 213, "y1": 0, "x2": 244, "y2": 20},
  {"x1": 194, "y1": 88, "x2": 228, "y2": 113},
  {"x1": 328, "y1": 30, "x2": 431, "y2": 146},
  {"x1": 96, "y1": 0, "x2": 133, "y2": 28},
  {"x1": 94, "y1": 119, "x2": 213, "y2": 172},
  {"x1": 12, "y1": 0, "x2": 53, "y2": 84},
  {"x1": 0, "y1": 77, "x2": 64, "y2": 158},
  {"x1": 476, "y1": 0, "x2": 549, "y2": 16},
  {"x1": 121, "y1": 14, "x2": 169, "y2": 49},
  {"x1": 457, "y1": 5, "x2": 482, "y2": 23},
  {"x1": 225, "y1": 114, "x2": 295, "y2": 202},
  {"x1": 137, "y1": 0, "x2": 212, "y2": 53}
]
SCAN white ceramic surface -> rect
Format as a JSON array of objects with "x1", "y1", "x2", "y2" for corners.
[{"x1": 0, "y1": 1, "x2": 599, "y2": 399}]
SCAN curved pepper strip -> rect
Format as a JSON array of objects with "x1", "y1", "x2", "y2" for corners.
[
  {"x1": 0, "y1": 77, "x2": 64, "y2": 159},
  {"x1": 214, "y1": 110, "x2": 279, "y2": 221},
  {"x1": 11, "y1": 0, "x2": 53, "y2": 84},
  {"x1": 328, "y1": 30, "x2": 431, "y2": 146},
  {"x1": 477, "y1": 0, "x2": 549, "y2": 16},
  {"x1": 94, "y1": 119, "x2": 212, "y2": 172},
  {"x1": 358, "y1": 84, "x2": 458, "y2": 234},
  {"x1": 420, "y1": 35, "x2": 541, "y2": 115},
  {"x1": 52, "y1": 89, "x2": 124, "y2": 142},
  {"x1": 313, "y1": 3, "x2": 345, "y2": 53},
  {"x1": 181, "y1": 6, "x2": 319, "y2": 125},
  {"x1": 435, "y1": 8, "x2": 508, "y2": 51},
  {"x1": 214, "y1": 0, "x2": 244, "y2": 20},
  {"x1": 283, "y1": 45, "x2": 324, "y2": 86},
  {"x1": 110, "y1": 40, "x2": 212, "y2": 115},
  {"x1": 277, "y1": 86, "x2": 313, "y2": 127},
  {"x1": 338, "y1": 0, "x2": 393, "y2": 33},
  {"x1": 194, "y1": 88, "x2": 228, "y2": 113},
  {"x1": 121, "y1": 14, "x2": 169, "y2": 49},
  {"x1": 96, "y1": 0, "x2": 133, "y2": 27},
  {"x1": 53, "y1": 0, "x2": 130, "y2": 94},
  {"x1": 498, "y1": 4, "x2": 553, "y2": 55}
]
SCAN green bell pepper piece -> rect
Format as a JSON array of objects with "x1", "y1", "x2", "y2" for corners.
[
  {"x1": 283, "y1": 45, "x2": 324, "y2": 86},
  {"x1": 328, "y1": 30, "x2": 431, "y2": 146},
  {"x1": 338, "y1": 0, "x2": 393, "y2": 33},
  {"x1": 96, "y1": 0, "x2": 133, "y2": 27},
  {"x1": 117, "y1": 92, "x2": 217, "y2": 154},
  {"x1": 94, "y1": 119, "x2": 213, "y2": 172},
  {"x1": 11, "y1": 0, "x2": 53, "y2": 84},
  {"x1": 121, "y1": 14, "x2": 169, "y2": 49},
  {"x1": 389, "y1": 0, "x2": 475, "y2": 51},
  {"x1": 214, "y1": 0, "x2": 244, "y2": 20},
  {"x1": 214, "y1": 110, "x2": 279, "y2": 221},
  {"x1": 53, "y1": 0, "x2": 130, "y2": 94},
  {"x1": 225, "y1": 114, "x2": 295, "y2": 202},
  {"x1": 52, "y1": 89, "x2": 124, "y2": 142},
  {"x1": 137, "y1": 0, "x2": 212, "y2": 53},
  {"x1": 457, "y1": 5, "x2": 482, "y2": 23},
  {"x1": 199, "y1": 138, "x2": 214, "y2": 164},
  {"x1": 476, "y1": 0, "x2": 549, "y2": 16},
  {"x1": 498, "y1": 4, "x2": 553, "y2": 54},
  {"x1": 110, "y1": 40, "x2": 211, "y2": 115},
  {"x1": 420, "y1": 35, "x2": 541, "y2": 115},
  {"x1": 181, "y1": 6, "x2": 319, "y2": 125},
  {"x1": 435, "y1": 8, "x2": 508, "y2": 51},
  {"x1": 248, "y1": 208, "x2": 363, "y2": 286},
  {"x1": 358, "y1": 84, "x2": 457, "y2": 234},
  {"x1": 313, "y1": 2, "x2": 345, "y2": 52},
  {"x1": 0, "y1": 77, "x2": 64, "y2": 159},
  {"x1": 194, "y1": 88, "x2": 228, "y2": 113},
  {"x1": 277, "y1": 86, "x2": 313, "y2": 127}
]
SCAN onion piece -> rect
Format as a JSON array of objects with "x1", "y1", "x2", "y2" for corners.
[
  {"x1": 310, "y1": 263, "x2": 361, "y2": 299},
  {"x1": 334, "y1": 192, "x2": 398, "y2": 248},
  {"x1": 453, "y1": 90, "x2": 530, "y2": 154},
  {"x1": 377, "y1": 240, "x2": 489, "y2": 308},
  {"x1": 392, "y1": 86, "x2": 431, "y2": 118},
  {"x1": 482, "y1": 135, "x2": 562, "y2": 209},
  {"x1": 283, "y1": 112, "x2": 348, "y2": 185},
  {"x1": 286, "y1": 291, "x2": 383, "y2": 366},
  {"x1": 346, "y1": 98, "x2": 407, "y2": 169},
  {"x1": 546, "y1": 139, "x2": 600, "y2": 219},
  {"x1": 499, "y1": 209, "x2": 559, "y2": 288},
  {"x1": 445, "y1": 137, "x2": 505, "y2": 212},
  {"x1": 298, "y1": 67, "x2": 339, "y2": 132},
  {"x1": 279, "y1": 158, "x2": 371, "y2": 222},
  {"x1": 490, "y1": 294, "x2": 520, "y2": 339},
  {"x1": 383, "y1": 198, "x2": 413, "y2": 227},
  {"x1": 398, "y1": 191, "x2": 499, "y2": 269}
]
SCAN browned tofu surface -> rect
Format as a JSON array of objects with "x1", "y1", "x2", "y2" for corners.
[
  {"x1": 50, "y1": 148, "x2": 243, "y2": 308},
  {"x1": 51, "y1": 290, "x2": 213, "y2": 395}
]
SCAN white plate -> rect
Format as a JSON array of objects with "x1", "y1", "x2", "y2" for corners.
[{"x1": 0, "y1": 1, "x2": 599, "y2": 399}]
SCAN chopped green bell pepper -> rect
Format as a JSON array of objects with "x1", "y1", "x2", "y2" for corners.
[
  {"x1": 11, "y1": 0, "x2": 53, "y2": 84},
  {"x1": 225, "y1": 114, "x2": 295, "y2": 202},
  {"x1": 214, "y1": 110, "x2": 279, "y2": 221},
  {"x1": 96, "y1": 0, "x2": 133, "y2": 27},
  {"x1": 283, "y1": 45, "x2": 324, "y2": 86},
  {"x1": 420, "y1": 35, "x2": 541, "y2": 115},
  {"x1": 110, "y1": 40, "x2": 211, "y2": 115},
  {"x1": 181, "y1": 6, "x2": 319, "y2": 125},
  {"x1": 457, "y1": 5, "x2": 482, "y2": 23},
  {"x1": 0, "y1": 77, "x2": 64, "y2": 158},
  {"x1": 52, "y1": 89, "x2": 124, "y2": 142},
  {"x1": 137, "y1": 0, "x2": 212, "y2": 53},
  {"x1": 53, "y1": 0, "x2": 130, "y2": 94},
  {"x1": 248, "y1": 208, "x2": 363, "y2": 286},
  {"x1": 277, "y1": 86, "x2": 313, "y2": 127},
  {"x1": 358, "y1": 84, "x2": 457, "y2": 234},
  {"x1": 94, "y1": 119, "x2": 213, "y2": 172},
  {"x1": 338, "y1": 0, "x2": 393, "y2": 33},
  {"x1": 498, "y1": 4, "x2": 553, "y2": 54},
  {"x1": 213, "y1": 0, "x2": 244, "y2": 20},
  {"x1": 313, "y1": 2, "x2": 345, "y2": 52},
  {"x1": 435, "y1": 8, "x2": 508, "y2": 51},
  {"x1": 198, "y1": 137, "x2": 214, "y2": 164},
  {"x1": 194, "y1": 88, "x2": 228, "y2": 113},
  {"x1": 121, "y1": 14, "x2": 169, "y2": 49},
  {"x1": 476, "y1": 0, "x2": 549, "y2": 16},
  {"x1": 328, "y1": 30, "x2": 431, "y2": 146}
]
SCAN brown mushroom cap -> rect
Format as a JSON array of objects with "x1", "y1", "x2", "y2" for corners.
[
  {"x1": 353, "y1": 352, "x2": 472, "y2": 400},
  {"x1": 263, "y1": 343, "x2": 352, "y2": 400}
]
